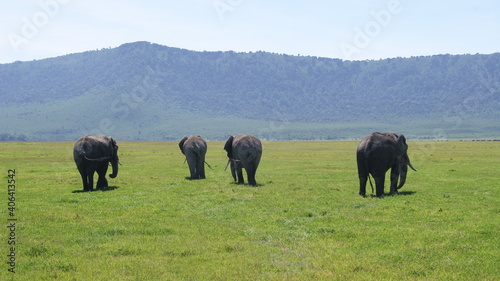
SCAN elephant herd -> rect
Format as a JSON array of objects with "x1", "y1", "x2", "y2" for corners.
[
  {"x1": 73, "y1": 132, "x2": 416, "y2": 197},
  {"x1": 177, "y1": 134, "x2": 263, "y2": 185}
]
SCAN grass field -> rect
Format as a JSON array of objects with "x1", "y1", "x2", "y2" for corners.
[{"x1": 0, "y1": 140, "x2": 499, "y2": 280}]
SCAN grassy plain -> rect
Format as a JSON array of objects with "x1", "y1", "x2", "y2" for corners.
[{"x1": 0, "y1": 140, "x2": 499, "y2": 280}]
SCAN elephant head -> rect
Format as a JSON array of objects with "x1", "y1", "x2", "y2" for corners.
[
  {"x1": 108, "y1": 137, "x2": 119, "y2": 179},
  {"x1": 394, "y1": 133, "x2": 417, "y2": 189}
]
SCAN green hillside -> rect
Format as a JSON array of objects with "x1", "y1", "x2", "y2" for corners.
[{"x1": 1, "y1": 41, "x2": 499, "y2": 141}]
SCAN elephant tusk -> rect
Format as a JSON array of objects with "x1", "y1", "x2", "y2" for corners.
[
  {"x1": 204, "y1": 160, "x2": 213, "y2": 170},
  {"x1": 368, "y1": 174, "x2": 374, "y2": 194},
  {"x1": 224, "y1": 159, "x2": 231, "y2": 171},
  {"x1": 118, "y1": 161, "x2": 123, "y2": 165},
  {"x1": 408, "y1": 162, "x2": 417, "y2": 171}
]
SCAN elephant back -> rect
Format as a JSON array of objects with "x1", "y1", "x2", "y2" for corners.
[
  {"x1": 181, "y1": 136, "x2": 207, "y2": 155},
  {"x1": 234, "y1": 134, "x2": 262, "y2": 159}
]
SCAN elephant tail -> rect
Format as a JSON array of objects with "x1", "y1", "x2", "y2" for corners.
[
  {"x1": 84, "y1": 155, "x2": 111, "y2": 162},
  {"x1": 368, "y1": 174, "x2": 374, "y2": 194},
  {"x1": 204, "y1": 160, "x2": 213, "y2": 170}
]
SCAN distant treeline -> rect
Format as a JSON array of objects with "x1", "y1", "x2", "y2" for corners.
[{"x1": 0, "y1": 133, "x2": 28, "y2": 141}]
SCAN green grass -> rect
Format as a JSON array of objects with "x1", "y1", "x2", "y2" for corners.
[{"x1": 0, "y1": 141, "x2": 499, "y2": 280}]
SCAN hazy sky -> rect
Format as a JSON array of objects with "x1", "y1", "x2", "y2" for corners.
[{"x1": 1, "y1": 0, "x2": 499, "y2": 63}]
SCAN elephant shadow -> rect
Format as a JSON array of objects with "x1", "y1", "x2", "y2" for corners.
[
  {"x1": 393, "y1": 190, "x2": 416, "y2": 196},
  {"x1": 364, "y1": 190, "x2": 416, "y2": 198},
  {"x1": 184, "y1": 176, "x2": 205, "y2": 181},
  {"x1": 384, "y1": 190, "x2": 417, "y2": 197},
  {"x1": 72, "y1": 185, "x2": 120, "y2": 193},
  {"x1": 229, "y1": 181, "x2": 266, "y2": 188}
]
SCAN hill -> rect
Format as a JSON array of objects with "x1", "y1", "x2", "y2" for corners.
[{"x1": 1, "y1": 41, "x2": 499, "y2": 141}]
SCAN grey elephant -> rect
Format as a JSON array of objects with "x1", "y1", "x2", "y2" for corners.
[
  {"x1": 179, "y1": 136, "x2": 207, "y2": 179},
  {"x1": 73, "y1": 135, "x2": 120, "y2": 191},
  {"x1": 224, "y1": 134, "x2": 262, "y2": 186},
  {"x1": 356, "y1": 132, "x2": 417, "y2": 197}
]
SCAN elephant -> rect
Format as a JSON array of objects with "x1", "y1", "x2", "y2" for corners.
[
  {"x1": 179, "y1": 135, "x2": 207, "y2": 179},
  {"x1": 356, "y1": 132, "x2": 417, "y2": 197},
  {"x1": 224, "y1": 134, "x2": 262, "y2": 186},
  {"x1": 73, "y1": 135, "x2": 120, "y2": 191}
]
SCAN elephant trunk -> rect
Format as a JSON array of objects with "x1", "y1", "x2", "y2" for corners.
[
  {"x1": 109, "y1": 160, "x2": 119, "y2": 178},
  {"x1": 397, "y1": 164, "x2": 408, "y2": 189},
  {"x1": 397, "y1": 154, "x2": 416, "y2": 189}
]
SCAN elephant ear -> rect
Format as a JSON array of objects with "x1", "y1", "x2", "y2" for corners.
[
  {"x1": 179, "y1": 136, "x2": 188, "y2": 155},
  {"x1": 105, "y1": 137, "x2": 115, "y2": 156},
  {"x1": 108, "y1": 137, "x2": 118, "y2": 158},
  {"x1": 395, "y1": 134, "x2": 408, "y2": 155},
  {"x1": 224, "y1": 136, "x2": 234, "y2": 159}
]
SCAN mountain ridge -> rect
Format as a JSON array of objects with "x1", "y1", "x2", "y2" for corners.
[{"x1": 1, "y1": 41, "x2": 499, "y2": 141}]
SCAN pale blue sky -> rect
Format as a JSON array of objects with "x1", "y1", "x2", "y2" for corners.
[{"x1": 1, "y1": 0, "x2": 499, "y2": 63}]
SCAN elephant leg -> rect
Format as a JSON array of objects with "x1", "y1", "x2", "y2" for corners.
[
  {"x1": 230, "y1": 161, "x2": 237, "y2": 182},
  {"x1": 246, "y1": 164, "x2": 258, "y2": 186},
  {"x1": 373, "y1": 174, "x2": 385, "y2": 197},
  {"x1": 86, "y1": 169, "x2": 95, "y2": 191},
  {"x1": 389, "y1": 167, "x2": 399, "y2": 194},
  {"x1": 186, "y1": 156, "x2": 197, "y2": 179},
  {"x1": 358, "y1": 175, "x2": 367, "y2": 196},
  {"x1": 356, "y1": 155, "x2": 368, "y2": 196},
  {"x1": 233, "y1": 161, "x2": 244, "y2": 184},
  {"x1": 236, "y1": 165, "x2": 244, "y2": 184},
  {"x1": 96, "y1": 164, "x2": 109, "y2": 189},
  {"x1": 196, "y1": 158, "x2": 205, "y2": 179},
  {"x1": 81, "y1": 173, "x2": 90, "y2": 191},
  {"x1": 237, "y1": 170, "x2": 244, "y2": 184},
  {"x1": 247, "y1": 172, "x2": 257, "y2": 186},
  {"x1": 78, "y1": 166, "x2": 89, "y2": 191}
]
